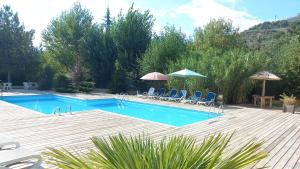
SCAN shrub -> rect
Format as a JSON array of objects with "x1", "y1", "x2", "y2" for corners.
[
  {"x1": 77, "y1": 81, "x2": 95, "y2": 93},
  {"x1": 44, "y1": 133, "x2": 268, "y2": 169},
  {"x1": 38, "y1": 65, "x2": 54, "y2": 90},
  {"x1": 53, "y1": 74, "x2": 76, "y2": 93}
]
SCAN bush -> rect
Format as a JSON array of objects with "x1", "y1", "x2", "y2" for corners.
[
  {"x1": 38, "y1": 65, "x2": 54, "y2": 90},
  {"x1": 77, "y1": 81, "x2": 95, "y2": 93},
  {"x1": 53, "y1": 74, "x2": 76, "y2": 93}
]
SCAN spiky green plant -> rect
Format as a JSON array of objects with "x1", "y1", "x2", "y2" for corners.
[{"x1": 44, "y1": 133, "x2": 268, "y2": 169}]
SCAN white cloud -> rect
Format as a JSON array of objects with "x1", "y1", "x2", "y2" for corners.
[{"x1": 176, "y1": 0, "x2": 261, "y2": 31}]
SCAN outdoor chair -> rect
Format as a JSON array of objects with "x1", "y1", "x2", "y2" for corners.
[
  {"x1": 0, "y1": 137, "x2": 20, "y2": 150},
  {"x1": 0, "y1": 148, "x2": 42, "y2": 168},
  {"x1": 197, "y1": 92, "x2": 216, "y2": 106},
  {"x1": 183, "y1": 91, "x2": 202, "y2": 104},
  {"x1": 154, "y1": 88, "x2": 166, "y2": 99},
  {"x1": 160, "y1": 89, "x2": 177, "y2": 100},
  {"x1": 169, "y1": 90, "x2": 187, "y2": 102}
]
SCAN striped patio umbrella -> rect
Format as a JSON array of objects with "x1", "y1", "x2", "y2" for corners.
[{"x1": 140, "y1": 72, "x2": 169, "y2": 81}]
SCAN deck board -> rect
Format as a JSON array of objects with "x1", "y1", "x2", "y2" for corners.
[{"x1": 0, "y1": 91, "x2": 299, "y2": 168}]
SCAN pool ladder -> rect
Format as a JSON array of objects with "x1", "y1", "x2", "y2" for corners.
[
  {"x1": 202, "y1": 102, "x2": 223, "y2": 119},
  {"x1": 53, "y1": 105, "x2": 73, "y2": 115},
  {"x1": 53, "y1": 107, "x2": 61, "y2": 115},
  {"x1": 65, "y1": 105, "x2": 73, "y2": 114},
  {"x1": 115, "y1": 93, "x2": 128, "y2": 109}
]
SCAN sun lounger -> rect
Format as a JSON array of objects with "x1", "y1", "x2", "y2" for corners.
[
  {"x1": 183, "y1": 91, "x2": 202, "y2": 104},
  {"x1": 0, "y1": 138, "x2": 20, "y2": 150},
  {"x1": 169, "y1": 90, "x2": 187, "y2": 102},
  {"x1": 145, "y1": 87, "x2": 156, "y2": 98},
  {"x1": 197, "y1": 92, "x2": 216, "y2": 106},
  {"x1": 153, "y1": 88, "x2": 165, "y2": 99},
  {"x1": 0, "y1": 148, "x2": 42, "y2": 168},
  {"x1": 160, "y1": 89, "x2": 177, "y2": 100},
  {"x1": 137, "y1": 87, "x2": 155, "y2": 98},
  {"x1": 2, "y1": 83, "x2": 12, "y2": 91}
]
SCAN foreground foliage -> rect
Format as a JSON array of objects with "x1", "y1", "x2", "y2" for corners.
[{"x1": 45, "y1": 133, "x2": 267, "y2": 169}]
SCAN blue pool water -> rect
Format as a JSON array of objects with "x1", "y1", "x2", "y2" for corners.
[{"x1": 1, "y1": 95, "x2": 220, "y2": 127}]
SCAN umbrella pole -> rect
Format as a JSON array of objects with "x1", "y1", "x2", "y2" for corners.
[{"x1": 262, "y1": 80, "x2": 266, "y2": 97}]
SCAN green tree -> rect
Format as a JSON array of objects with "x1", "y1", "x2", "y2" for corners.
[
  {"x1": 45, "y1": 133, "x2": 267, "y2": 169},
  {"x1": 42, "y1": 2, "x2": 93, "y2": 83},
  {"x1": 112, "y1": 4, "x2": 154, "y2": 89},
  {"x1": 109, "y1": 60, "x2": 129, "y2": 93},
  {"x1": 139, "y1": 26, "x2": 187, "y2": 74},
  {"x1": 201, "y1": 19, "x2": 241, "y2": 52},
  {"x1": 167, "y1": 19, "x2": 266, "y2": 103},
  {"x1": 274, "y1": 37, "x2": 300, "y2": 97},
  {"x1": 82, "y1": 24, "x2": 116, "y2": 88},
  {"x1": 103, "y1": 7, "x2": 112, "y2": 31},
  {"x1": 0, "y1": 5, "x2": 39, "y2": 83}
]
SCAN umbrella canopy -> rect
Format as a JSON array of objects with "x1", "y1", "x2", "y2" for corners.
[
  {"x1": 250, "y1": 71, "x2": 281, "y2": 96},
  {"x1": 168, "y1": 68, "x2": 207, "y2": 78},
  {"x1": 140, "y1": 72, "x2": 169, "y2": 81},
  {"x1": 250, "y1": 71, "x2": 281, "y2": 81}
]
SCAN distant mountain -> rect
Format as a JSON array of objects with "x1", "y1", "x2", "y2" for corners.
[{"x1": 241, "y1": 14, "x2": 300, "y2": 50}]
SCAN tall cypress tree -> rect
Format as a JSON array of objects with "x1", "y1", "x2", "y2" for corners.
[{"x1": 103, "y1": 7, "x2": 112, "y2": 31}]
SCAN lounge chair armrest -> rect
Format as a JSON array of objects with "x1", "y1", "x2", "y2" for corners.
[
  {"x1": 0, "y1": 141, "x2": 20, "y2": 150},
  {"x1": 0, "y1": 148, "x2": 42, "y2": 168}
]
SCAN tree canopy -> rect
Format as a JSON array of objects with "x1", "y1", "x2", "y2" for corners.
[{"x1": 0, "y1": 5, "x2": 39, "y2": 83}]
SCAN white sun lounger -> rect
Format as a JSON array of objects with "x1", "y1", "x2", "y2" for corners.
[
  {"x1": 0, "y1": 148, "x2": 42, "y2": 168},
  {"x1": 0, "y1": 138, "x2": 20, "y2": 150}
]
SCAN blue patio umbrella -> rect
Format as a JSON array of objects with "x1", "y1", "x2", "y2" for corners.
[
  {"x1": 168, "y1": 68, "x2": 207, "y2": 78},
  {"x1": 168, "y1": 68, "x2": 207, "y2": 89}
]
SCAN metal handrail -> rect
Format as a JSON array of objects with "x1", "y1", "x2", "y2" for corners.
[{"x1": 53, "y1": 107, "x2": 61, "y2": 115}]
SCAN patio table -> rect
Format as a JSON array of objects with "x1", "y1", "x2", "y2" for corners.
[{"x1": 253, "y1": 95, "x2": 274, "y2": 108}]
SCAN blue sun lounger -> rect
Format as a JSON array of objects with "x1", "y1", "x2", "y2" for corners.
[
  {"x1": 169, "y1": 90, "x2": 187, "y2": 102},
  {"x1": 197, "y1": 92, "x2": 216, "y2": 106},
  {"x1": 184, "y1": 91, "x2": 202, "y2": 104},
  {"x1": 160, "y1": 89, "x2": 177, "y2": 100},
  {"x1": 154, "y1": 88, "x2": 166, "y2": 99}
]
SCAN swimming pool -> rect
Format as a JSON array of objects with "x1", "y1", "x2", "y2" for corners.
[{"x1": 1, "y1": 95, "x2": 220, "y2": 127}]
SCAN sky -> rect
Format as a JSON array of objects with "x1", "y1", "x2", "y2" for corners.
[{"x1": 1, "y1": 0, "x2": 300, "y2": 46}]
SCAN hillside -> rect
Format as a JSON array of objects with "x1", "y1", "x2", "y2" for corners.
[{"x1": 241, "y1": 14, "x2": 300, "y2": 49}]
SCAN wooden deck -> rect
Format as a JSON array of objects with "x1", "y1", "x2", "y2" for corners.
[{"x1": 0, "y1": 91, "x2": 299, "y2": 168}]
